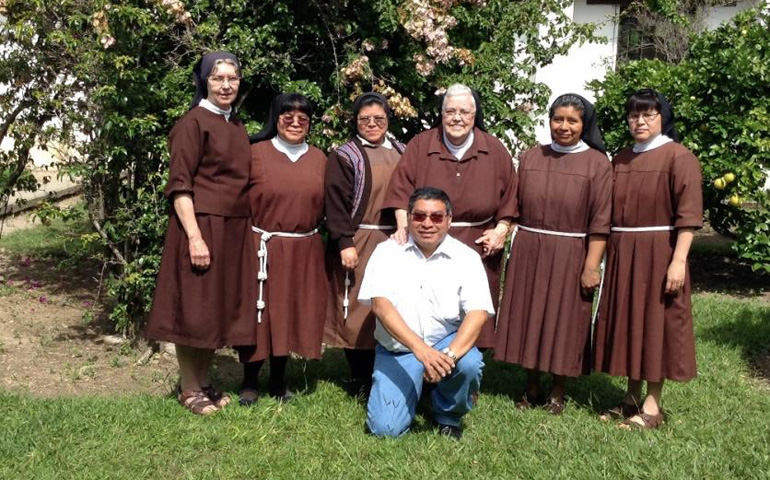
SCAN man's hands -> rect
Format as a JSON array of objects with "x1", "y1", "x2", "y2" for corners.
[{"x1": 415, "y1": 344, "x2": 455, "y2": 383}]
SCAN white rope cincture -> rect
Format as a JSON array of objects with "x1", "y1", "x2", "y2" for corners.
[
  {"x1": 450, "y1": 216, "x2": 494, "y2": 228},
  {"x1": 610, "y1": 225, "x2": 675, "y2": 232},
  {"x1": 517, "y1": 225, "x2": 587, "y2": 238},
  {"x1": 252, "y1": 225, "x2": 319, "y2": 323},
  {"x1": 342, "y1": 223, "x2": 396, "y2": 320},
  {"x1": 591, "y1": 254, "x2": 607, "y2": 328},
  {"x1": 507, "y1": 224, "x2": 587, "y2": 259},
  {"x1": 343, "y1": 270, "x2": 351, "y2": 319}
]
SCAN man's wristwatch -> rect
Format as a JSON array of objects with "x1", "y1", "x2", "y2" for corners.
[{"x1": 442, "y1": 347, "x2": 458, "y2": 363}]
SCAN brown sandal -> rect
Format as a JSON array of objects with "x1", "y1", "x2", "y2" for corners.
[
  {"x1": 620, "y1": 411, "x2": 665, "y2": 430},
  {"x1": 202, "y1": 385, "x2": 231, "y2": 409},
  {"x1": 545, "y1": 397, "x2": 565, "y2": 415},
  {"x1": 178, "y1": 390, "x2": 219, "y2": 416},
  {"x1": 600, "y1": 401, "x2": 640, "y2": 421}
]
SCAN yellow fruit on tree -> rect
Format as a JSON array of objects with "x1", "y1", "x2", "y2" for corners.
[
  {"x1": 728, "y1": 194, "x2": 742, "y2": 207},
  {"x1": 714, "y1": 178, "x2": 726, "y2": 190},
  {"x1": 724, "y1": 172, "x2": 736, "y2": 183}
]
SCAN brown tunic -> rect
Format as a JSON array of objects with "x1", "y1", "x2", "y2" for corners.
[
  {"x1": 324, "y1": 144, "x2": 401, "y2": 349},
  {"x1": 495, "y1": 145, "x2": 612, "y2": 376},
  {"x1": 236, "y1": 140, "x2": 328, "y2": 362},
  {"x1": 384, "y1": 127, "x2": 519, "y2": 348},
  {"x1": 145, "y1": 107, "x2": 258, "y2": 349},
  {"x1": 593, "y1": 142, "x2": 703, "y2": 382}
]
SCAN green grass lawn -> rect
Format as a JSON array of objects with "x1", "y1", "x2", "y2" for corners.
[{"x1": 1, "y1": 294, "x2": 769, "y2": 479}]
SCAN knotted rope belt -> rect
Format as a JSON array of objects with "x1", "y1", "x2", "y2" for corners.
[{"x1": 252, "y1": 225, "x2": 319, "y2": 323}]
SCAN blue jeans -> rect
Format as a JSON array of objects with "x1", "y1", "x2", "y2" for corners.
[{"x1": 366, "y1": 332, "x2": 484, "y2": 437}]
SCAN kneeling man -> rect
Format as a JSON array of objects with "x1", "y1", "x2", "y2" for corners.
[{"x1": 358, "y1": 187, "x2": 494, "y2": 439}]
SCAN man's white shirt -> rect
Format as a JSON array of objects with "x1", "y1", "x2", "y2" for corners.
[{"x1": 358, "y1": 234, "x2": 494, "y2": 353}]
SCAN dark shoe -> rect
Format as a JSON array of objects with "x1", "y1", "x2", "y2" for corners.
[
  {"x1": 345, "y1": 378, "x2": 372, "y2": 401},
  {"x1": 545, "y1": 397, "x2": 565, "y2": 415},
  {"x1": 238, "y1": 388, "x2": 259, "y2": 407},
  {"x1": 437, "y1": 424, "x2": 462, "y2": 440},
  {"x1": 515, "y1": 392, "x2": 544, "y2": 410},
  {"x1": 269, "y1": 387, "x2": 296, "y2": 403}
]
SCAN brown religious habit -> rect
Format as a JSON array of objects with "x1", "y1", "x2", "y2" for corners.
[
  {"x1": 594, "y1": 142, "x2": 703, "y2": 382},
  {"x1": 495, "y1": 145, "x2": 612, "y2": 377},
  {"x1": 236, "y1": 140, "x2": 328, "y2": 363},
  {"x1": 146, "y1": 107, "x2": 258, "y2": 349},
  {"x1": 383, "y1": 127, "x2": 519, "y2": 349}
]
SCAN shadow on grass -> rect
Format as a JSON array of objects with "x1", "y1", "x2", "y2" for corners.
[
  {"x1": 699, "y1": 305, "x2": 770, "y2": 381},
  {"x1": 480, "y1": 353, "x2": 627, "y2": 413},
  {"x1": 689, "y1": 235, "x2": 770, "y2": 298}
]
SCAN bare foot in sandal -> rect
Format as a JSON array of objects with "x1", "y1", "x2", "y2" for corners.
[
  {"x1": 178, "y1": 390, "x2": 219, "y2": 416},
  {"x1": 619, "y1": 410, "x2": 664, "y2": 430},
  {"x1": 202, "y1": 385, "x2": 232, "y2": 409}
]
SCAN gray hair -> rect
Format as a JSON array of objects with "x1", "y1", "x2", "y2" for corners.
[
  {"x1": 210, "y1": 58, "x2": 241, "y2": 77},
  {"x1": 442, "y1": 83, "x2": 476, "y2": 110}
]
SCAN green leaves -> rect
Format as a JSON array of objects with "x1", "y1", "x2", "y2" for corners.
[{"x1": 591, "y1": 5, "x2": 770, "y2": 272}]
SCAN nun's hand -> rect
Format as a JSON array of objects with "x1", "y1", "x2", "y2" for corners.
[
  {"x1": 475, "y1": 223, "x2": 508, "y2": 258},
  {"x1": 581, "y1": 266, "x2": 601, "y2": 296},
  {"x1": 340, "y1": 247, "x2": 359, "y2": 270},
  {"x1": 665, "y1": 258, "x2": 686, "y2": 294},
  {"x1": 390, "y1": 226, "x2": 408, "y2": 245},
  {"x1": 188, "y1": 236, "x2": 210, "y2": 270}
]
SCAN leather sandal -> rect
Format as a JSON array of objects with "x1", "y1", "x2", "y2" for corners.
[
  {"x1": 178, "y1": 390, "x2": 218, "y2": 416},
  {"x1": 545, "y1": 397, "x2": 565, "y2": 415},
  {"x1": 620, "y1": 411, "x2": 665, "y2": 430},
  {"x1": 202, "y1": 385, "x2": 231, "y2": 409},
  {"x1": 600, "y1": 401, "x2": 641, "y2": 421}
]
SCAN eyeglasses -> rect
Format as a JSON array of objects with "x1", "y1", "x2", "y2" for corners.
[
  {"x1": 357, "y1": 115, "x2": 387, "y2": 126},
  {"x1": 279, "y1": 113, "x2": 310, "y2": 126},
  {"x1": 442, "y1": 108, "x2": 476, "y2": 119},
  {"x1": 209, "y1": 76, "x2": 241, "y2": 86},
  {"x1": 410, "y1": 211, "x2": 447, "y2": 224},
  {"x1": 627, "y1": 112, "x2": 660, "y2": 123}
]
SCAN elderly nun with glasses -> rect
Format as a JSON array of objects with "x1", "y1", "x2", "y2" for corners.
[
  {"x1": 145, "y1": 51, "x2": 256, "y2": 415},
  {"x1": 234, "y1": 93, "x2": 329, "y2": 406},
  {"x1": 384, "y1": 83, "x2": 519, "y2": 350}
]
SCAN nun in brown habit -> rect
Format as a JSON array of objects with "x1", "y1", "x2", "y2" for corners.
[
  {"x1": 593, "y1": 89, "x2": 703, "y2": 429},
  {"x1": 235, "y1": 93, "x2": 328, "y2": 405},
  {"x1": 494, "y1": 94, "x2": 612, "y2": 415},
  {"x1": 145, "y1": 51, "x2": 257, "y2": 415},
  {"x1": 323, "y1": 92, "x2": 406, "y2": 398}
]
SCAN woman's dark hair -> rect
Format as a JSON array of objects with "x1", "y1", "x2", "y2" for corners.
[
  {"x1": 625, "y1": 88, "x2": 662, "y2": 115},
  {"x1": 549, "y1": 94, "x2": 585, "y2": 118},
  {"x1": 277, "y1": 93, "x2": 313, "y2": 118},
  {"x1": 351, "y1": 92, "x2": 390, "y2": 136},
  {"x1": 625, "y1": 88, "x2": 680, "y2": 142},
  {"x1": 249, "y1": 92, "x2": 314, "y2": 144},
  {"x1": 548, "y1": 93, "x2": 606, "y2": 153},
  {"x1": 408, "y1": 187, "x2": 452, "y2": 215}
]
